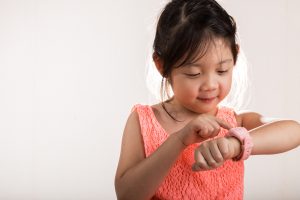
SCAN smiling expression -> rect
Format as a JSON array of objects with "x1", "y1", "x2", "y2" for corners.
[{"x1": 169, "y1": 38, "x2": 235, "y2": 115}]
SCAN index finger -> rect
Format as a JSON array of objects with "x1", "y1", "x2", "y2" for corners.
[{"x1": 215, "y1": 118, "x2": 233, "y2": 130}]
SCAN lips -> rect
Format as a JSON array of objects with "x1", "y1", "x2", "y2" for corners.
[
  {"x1": 198, "y1": 97, "x2": 216, "y2": 100},
  {"x1": 197, "y1": 96, "x2": 217, "y2": 103}
]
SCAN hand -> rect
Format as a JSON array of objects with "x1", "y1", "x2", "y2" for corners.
[
  {"x1": 176, "y1": 114, "x2": 233, "y2": 146},
  {"x1": 192, "y1": 136, "x2": 241, "y2": 171}
]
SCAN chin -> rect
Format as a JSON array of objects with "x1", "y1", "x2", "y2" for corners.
[{"x1": 193, "y1": 103, "x2": 219, "y2": 115}]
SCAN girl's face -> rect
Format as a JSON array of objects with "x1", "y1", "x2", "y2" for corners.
[{"x1": 170, "y1": 38, "x2": 234, "y2": 115}]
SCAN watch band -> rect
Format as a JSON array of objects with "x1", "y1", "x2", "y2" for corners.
[{"x1": 227, "y1": 127, "x2": 254, "y2": 161}]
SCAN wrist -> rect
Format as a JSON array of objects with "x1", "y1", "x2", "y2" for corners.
[
  {"x1": 227, "y1": 136, "x2": 242, "y2": 158},
  {"x1": 172, "y1": 131, "x2": 188, "y2": 149},
  {"x1": 227, "y1": 127, "x2": 253, "y2": 161}
]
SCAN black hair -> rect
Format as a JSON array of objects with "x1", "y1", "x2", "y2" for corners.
[{"x1": 153, "y1": 0, "x2": 238, "y2": 120}]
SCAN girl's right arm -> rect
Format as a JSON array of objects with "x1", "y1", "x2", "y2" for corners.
[
  {"x1": 115, "y1": 110, "x2": 232, "y2": 200},
  {"x1": 114, "y1": 111, "x2": 186, "y2": 200}
]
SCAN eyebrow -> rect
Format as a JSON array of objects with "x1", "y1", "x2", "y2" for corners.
[
  {"x1": 218, "y1": 59, "x2": 233, "y2": 65},
  {"x1": 184, "y1": 58, "x2": 233, "y2": 67}
]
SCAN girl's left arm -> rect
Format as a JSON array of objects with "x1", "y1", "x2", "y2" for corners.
[
  {"x1": 192, "y1": 112, "x2": 300, "y2": 172},
  {"x1": 238, "y1": 112, "x2": 300, "y2": 155}
]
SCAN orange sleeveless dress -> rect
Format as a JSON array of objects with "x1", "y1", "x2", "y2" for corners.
[{"x1": 133, "y1": 104, "x2": 244, "y2": 200}]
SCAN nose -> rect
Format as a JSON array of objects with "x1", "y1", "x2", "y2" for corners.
[{"x1": 200, "y1": 74, "x2": 218, "y2": 91}]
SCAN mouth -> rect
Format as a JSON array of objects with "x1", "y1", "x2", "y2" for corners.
[{"x1": 197, "y1": 97, "x2": 217, "y2": 103}]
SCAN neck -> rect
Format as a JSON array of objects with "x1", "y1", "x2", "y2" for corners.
[
  {"x1": 163, "y1": 99, "x2": 199, "y2": 122},
  {"x1": 163, "y1": 98, "x2": 219, "y2": 121}
]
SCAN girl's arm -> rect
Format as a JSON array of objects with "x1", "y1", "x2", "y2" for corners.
[
  {"x1": 192, "y1": 113, "x2": 300, "y2": 172},
  {"x1": 240, "y1": 112, "x2": 300, "y2": 154},
  {"x1": 115, "y1": 110, "x2": 232, "y2": 199},
  {"x1": 115, "y1": 111, "x2": 186, "y2": 200}
]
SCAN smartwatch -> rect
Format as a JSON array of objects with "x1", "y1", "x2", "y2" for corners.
[{"x1": 227, "y1": 127, "x2": 254, "y2": 161}]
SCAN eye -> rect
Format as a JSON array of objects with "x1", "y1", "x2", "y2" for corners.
[
  {"x1": 184, "y1": 73, "x2": 201, "y2": 77},
  {"x1": 217, "y1": 70, "x2": 228, "y2": 75}
]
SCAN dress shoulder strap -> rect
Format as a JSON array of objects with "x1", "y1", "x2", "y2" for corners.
[{"x1": 131, "y1": 104, "x2": 168, "y2": 157}]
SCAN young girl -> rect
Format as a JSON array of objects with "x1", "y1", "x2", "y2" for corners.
[{"x1": 115, "y1": 0, "x2": 300, "y2": 199}]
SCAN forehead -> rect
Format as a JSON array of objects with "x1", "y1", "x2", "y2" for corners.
[
  {"x1": 170, "y1": 37, "x2": 234, "y2": 73},
  {"x1": 193, "y1": 38, "x2": 233, "y2": 65}
]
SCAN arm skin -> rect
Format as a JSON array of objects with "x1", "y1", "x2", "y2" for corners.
[
  {"x1": 238, "y1": 112, "x2": 300, "y2": 155},
  {"x1": 115, "y1": 111, "x2": 300, "y2": 199},
  {"x1": 192, "y1": 113, "x2": 300, "y2": 172},
  {"x1": 114, "y1": 111, "x2": 186, "y2": 200},
  {"x1": 115, "y1": 110, "x2": 232, "y2": 200}
]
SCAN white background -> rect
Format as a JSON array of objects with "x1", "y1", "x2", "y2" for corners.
[{"x1": 0, "y1": 0, "x2": 299, "y2": 199}]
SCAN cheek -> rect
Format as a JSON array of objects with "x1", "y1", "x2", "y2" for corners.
[
  {"x1": 220, "y1": 76, "x2": 232, "y2": 94},
  {"x1": 172, "y1": 78, "x2": 199, "y2": 96}
]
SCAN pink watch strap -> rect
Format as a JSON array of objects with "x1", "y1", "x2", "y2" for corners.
[{"x1": 227, "y1": 127, "x2": 253, "y2": 161}]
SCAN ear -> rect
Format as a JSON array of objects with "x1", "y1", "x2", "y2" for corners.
[
  {"x1": 152, "y1": 52, "x2": 164, "y2": 76},
  {"x1": 236, "y1": 44, "x2": 240, "y2": 54}
]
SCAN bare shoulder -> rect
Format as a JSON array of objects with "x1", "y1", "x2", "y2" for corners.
[
  {"x1": 235, "y1": 110, "x2": 266, "y2": 130},
  {"x1": 151, "y1": 103, "x2": 165, "y2": 118},
  {"x1": 115, "y1": 110, "x2": 145, "y2": 180},
  {"x1": 151, "y1": 103, "x2": 163, "y2": 116}
]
